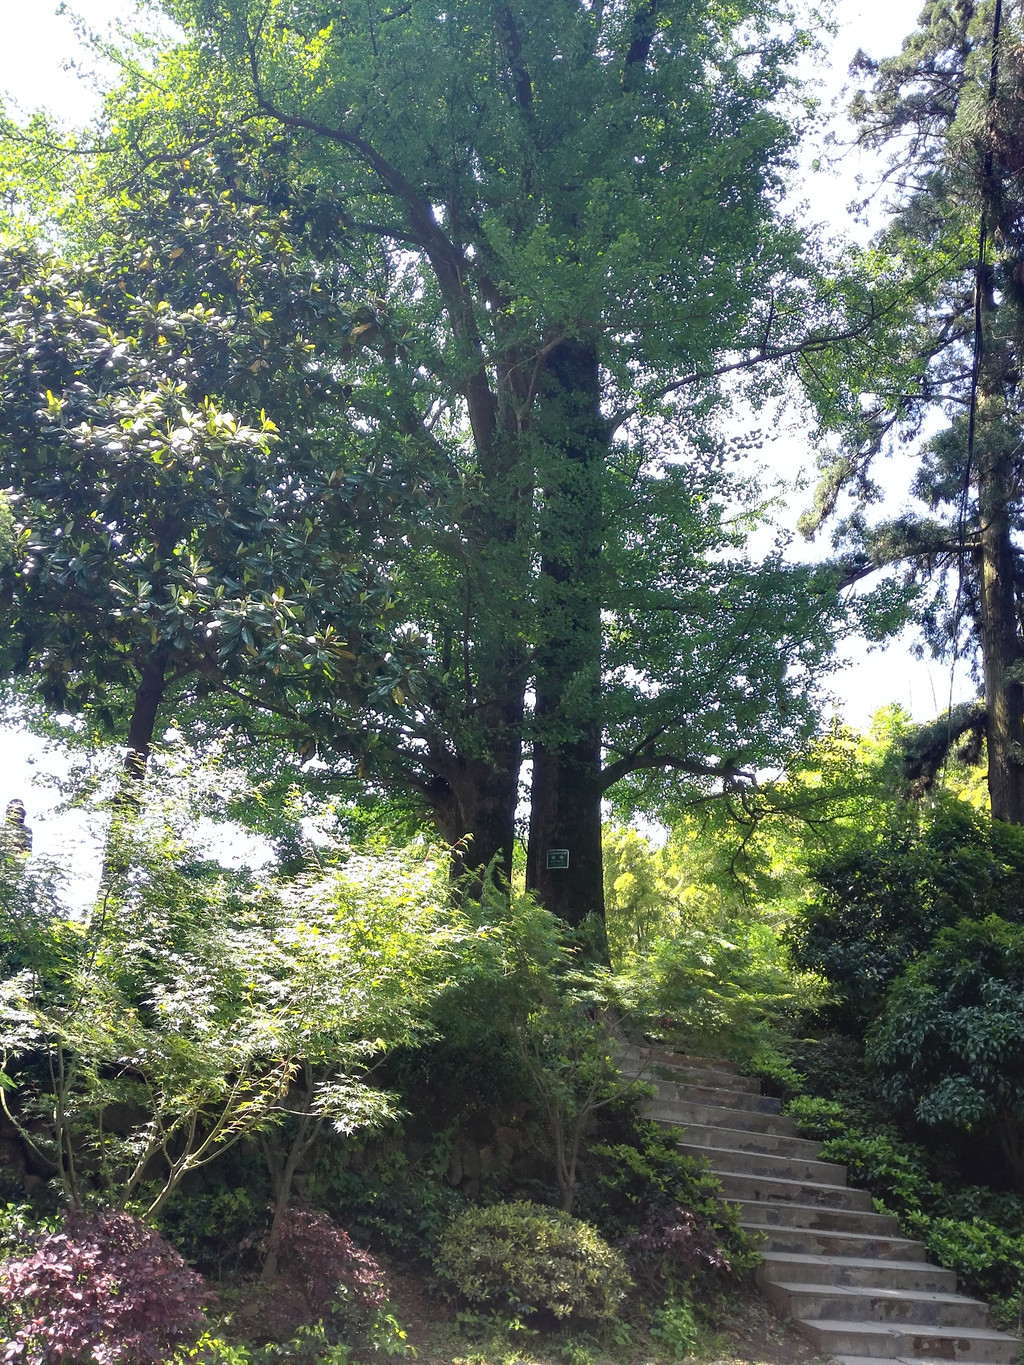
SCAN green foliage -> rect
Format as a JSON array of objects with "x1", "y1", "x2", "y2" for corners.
[
  {"x1": 172, "y1": 1333, "x2": 258, "y2": 1364},
  {"x1": 0, "y1": 202, "x2": 407, "y2": 756},
  {"x1": 601, "y1": 824, "x2": 824, "y2": 1056},
  {"x1": 437, "y1": 1201, "x2": 631, "y2": 1323},
  {"x1": 0, "y1": 491, "x2": 12, "y2": 570},
  {"x1": 866, "y1": 915, "x2": 1024, "y2": 1190},
  {"x1": 0, "y1": 1203, "x2": 60, "y2": 1258},
  {"x1": 155, "y1": 1154, "x2": 272, "y2": 1277},
  {"x1": 9, "y1": 0, "x2": 870, "y2": 920},
  {"x1": 576, "y1": 1117, "x2": 757, "y2": 1286},
  {"x1": 905, "y1": 1212, "x2": 1024, "y2": 1311},
  {"x1": 792, "y1": 801, "x2": 1024, "y2": 1028},
  {"x1": 783, "y1": 1095, "x2": 850, "y2": 1139},
  {"x1": 608, "y1": 917, "x2": 822, "y2": 1060},
  {"x1": 817, "y1": 1132, "x2": 937, "y2": 1216},
  {"x1": 782, "y1": 1041, "x2": 1024, "y2": 1317},
  {"x1": 513, "y1": 994, "x2": 627, "y2": 1213},
  {"x1": 0, "y1": 763, "x2": 457, "y2": 1215},
  {"x1": 171, "y1": 1316, "x2": 409, "y2": 1364},
  {"x1": 307, "y1": 1140, "x2": 466, "y2": 1258},
  {"x1": 649, "y1": 1296, "x2": 700, "y2": 1360},
  {"x1": 579, "y1": 1127, "x2": 721, "y2": 1239}
]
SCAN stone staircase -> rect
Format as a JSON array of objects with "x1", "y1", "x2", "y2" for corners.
[{"x1": 617, "y1": 1045, "x2": 1022, "y2": 1365}]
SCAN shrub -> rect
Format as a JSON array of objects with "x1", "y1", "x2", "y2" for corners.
[
  {"x1": 649, "y1": 1295, "x2": 700, "y2": 1359},
  {"x1": 622, "y1": 1204, "x2": 733, "y2": 1293},
  {"x1": 577, "y1": 1118, "x2": 757, "y2": 1282},
  {"x1": 437, "y1": 1201, "x2": 631, "y2": 1321},
  {"x1": 270, "y1": 1208, "x2": 389, "y2": 1321},
  {"x1": 783, "y1": 1095, "x2": 849, "y2": 1138},
  {"x1": 817, "y1": 1132, "x2": 936, "y2": 1216},
  {"x1": 579, "y1": 1121, "x2": 726, "y2": 1236},
  {"x1": 904, "y1": 1211, "x2": 1024, "y2": 1313},
  {"x1": 307, "y1": 1144, "x2": 467, "y2": 1258},
  {"x1": 0, "y1": 1207, "x2": 207, "y2": 1363},
  {"x1": 792, "y1": 804, "x2": 1024, "y2": 1029},
  {"x1": 866, "y1": 916, "x2": 1024, "y2": 1191}
]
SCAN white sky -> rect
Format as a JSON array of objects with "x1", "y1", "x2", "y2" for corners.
[{"x1": 0, "y1": 0, "x2": 973, "y2": 855}]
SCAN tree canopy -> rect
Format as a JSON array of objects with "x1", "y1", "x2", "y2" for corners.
[{"x1": 0, "y1": 0, "x2": 893, "y2": 929}]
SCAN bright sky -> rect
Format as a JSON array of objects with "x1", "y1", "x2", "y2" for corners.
[{"x1": 0, "y1": 0, "x2": 973, "y2": 857}]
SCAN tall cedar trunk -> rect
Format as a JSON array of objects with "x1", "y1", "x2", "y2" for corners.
[
  {"x1": 526, "y1": 339, "x2": 606, "y2": 933},
  {"x1": 975, "y1": 261, "x2": 1024, "y2": 822},
  {"x1": 976, "y1": 426, "x2": 1024, "y2": 821}
]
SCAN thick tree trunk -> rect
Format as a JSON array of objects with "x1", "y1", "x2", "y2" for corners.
[
  {"x1": 428, "y1": 746, "x2": 522, "y2": 887},
  {"x1": 526, "y1": 339, "x2": 606, "y2": 935}
]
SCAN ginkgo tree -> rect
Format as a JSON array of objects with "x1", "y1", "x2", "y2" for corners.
[
  {"x1": 2, "y1": 0, "x2": 899, "y2": 931},
  {"x1": 71, "y1": 0, "x2": 887, "y2": 924}
]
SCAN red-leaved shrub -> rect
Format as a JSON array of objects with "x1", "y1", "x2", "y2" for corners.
[
  {"x1": 272, "y1": 1207, "x2": 389, "y2": 1317},
  {"x1": 622, "y1": 1203, "x2": 732, "y2": 1291},
  {"x1": 0, "y1": 1207, "x2": 207, "y2": 1364}
]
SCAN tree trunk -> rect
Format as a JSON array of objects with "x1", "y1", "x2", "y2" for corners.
[
  {"x1": 526, "y1": 339, "x2": 606, "y2": 936},
  {"x1": 101, "y1": 650, "x2": 169, "y2": 881},
  {"x1": 427, "y1": 746, "x2": 522, "y2": 888},
  {"x1": 974, "y1": 257, "x2": 1024, "y2": 823},
  {"x1": 124, "y1": 650, "x2": 169, "y2": 781},
  {"x1": 976, "y1": 428, "x2": 1024, "y2": 822}
]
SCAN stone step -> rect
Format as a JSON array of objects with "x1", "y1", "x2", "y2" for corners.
[
  {"x1": 758, "y1": 1252, "x2": 957, "y2": 1294},
  {"x1": 716, "y1": 1169, "x2": 873, "y2": 1210},
  {"x1": 762, "y1": 1280, "x2": 989, "y2": 1329},
  {"x1": 795, "y1": 1319, "x2": 1020, "y2": 1362},
  {"x1": 736, "y1": 1199, "x2": 902, "y2": 1235},
  {"x1": 748, "y1": 1226, "x2": 931, "y2": 1264},
  {"x1": 643, "y1": 1097, "x2": 799, "y2": 1134},
  {"x1": 648, "y1": 1081, "x2": 782, "y2": 1113},
  {"x1": 687, "y1": 1141, "x2": 846, "y2": 1184},
  {"x1": 619, "y1": 1059, "x2": 762, "y2": 1093},
  {"x1": 833, "y1": 1357, "x2": 1021, "y2": 1365},
  {"x1": 616, "y1": 1046, "x2": 1022, "y2": 1365},
  {"x1": 618, "y1": 1047, "x2": 745, "y2": 1075},
  {"x1": 677, "y1": 1123, "x2": 824, "y2": 1160}
]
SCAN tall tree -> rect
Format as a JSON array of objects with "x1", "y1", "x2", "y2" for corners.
[
  {"x1": 0, "y1": 151, "x2": 409, "y2": 779},
  {"x1": 7, "y1": 0, "x2": 868, "y2": 923},
  {"x1": 800, "y1": 0, "x2": 1024, "y2": 821}
]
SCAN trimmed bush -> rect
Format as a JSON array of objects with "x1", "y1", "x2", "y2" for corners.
[
  {"x1": 437, "y1": 1201, "x2": 631, "y2": 1320},
  {"x1": 0, "y1": 1207, "x2": 207, "y2": 1363}
]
